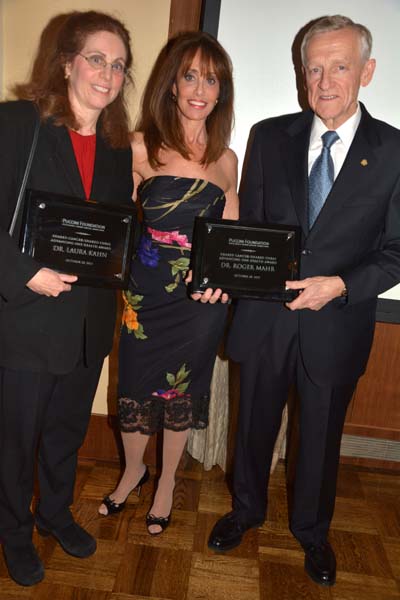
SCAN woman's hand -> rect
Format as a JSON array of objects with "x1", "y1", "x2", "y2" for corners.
[
  {"x1": 192, "y1": 288, "x2": 230, "y2": 304},
  {"x1": 26, "y1": 268, "x2": 78, "y2": 297},
  {"x1": 185, "y1": 270, "x2": 229, "y2": 304}
]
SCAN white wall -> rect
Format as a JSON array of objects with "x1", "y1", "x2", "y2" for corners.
[{"x1": 218, "y1": 0, "x2": 400, "y2": 300}]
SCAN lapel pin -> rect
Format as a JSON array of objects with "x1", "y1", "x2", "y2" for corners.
[{"x1": 360, "y1": 159, "x2": 368, "y2": 166}]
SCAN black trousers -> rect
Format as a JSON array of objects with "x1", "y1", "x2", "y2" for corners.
[
  {"x1": 232, "y1": 311, "x2": 355, "y2": 547},
  {"x1": 0, "y1": 360, "x2": 102, "y2": 547}
]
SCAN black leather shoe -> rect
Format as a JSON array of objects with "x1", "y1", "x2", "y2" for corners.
[
  {"x1": 304, "y1": 541, "x2": 336, "y2": 586},
  {"x1": 36, "y1": 520, "x2": 96, "y2": 558},
  {"x1": 208, "y1": 511, "x2": 263, "y2": 552},
  {"x1": 2, "y1": 542, "x2": 44, "y2": 586}
]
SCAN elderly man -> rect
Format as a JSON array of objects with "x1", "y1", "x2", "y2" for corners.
[{"x1": 207, "y1": 15, "x2": 400, "y2": 586}]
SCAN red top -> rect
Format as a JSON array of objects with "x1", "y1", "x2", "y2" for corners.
[{"x1": 69, "y1": 130, "x2": 96, "y2": 200}]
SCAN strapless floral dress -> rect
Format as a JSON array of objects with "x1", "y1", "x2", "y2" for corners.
[{"x1": 118, "y1": 176, "x2": 228, "y2": 434}]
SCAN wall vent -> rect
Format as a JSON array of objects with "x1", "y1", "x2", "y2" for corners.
[{"x1": 340, "y1": 434, "x2": 400, "y2": 462}]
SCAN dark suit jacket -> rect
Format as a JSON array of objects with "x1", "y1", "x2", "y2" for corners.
[
  {"x1": 0, "y1": 100, "x2": 133, "y2": 374},
  {"x1": 227, "y1": 104, "x2": 400, "y2": 386}
]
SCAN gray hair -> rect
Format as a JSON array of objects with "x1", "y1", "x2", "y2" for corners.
[{"x1": 301, "y1": 15, "x2": 373, "y2": 66}]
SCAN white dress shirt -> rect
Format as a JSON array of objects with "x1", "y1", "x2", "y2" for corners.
[{"x1": 308, "y1": 105, "x2": 362, "y2": 179}]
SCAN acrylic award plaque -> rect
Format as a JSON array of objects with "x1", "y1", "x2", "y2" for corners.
[
  {"x1": 190, "y1": 217, "x2": 301, "y2": 301},
  {"x1": 20, "y1": 189, "x2": 135, "y2": 288}
]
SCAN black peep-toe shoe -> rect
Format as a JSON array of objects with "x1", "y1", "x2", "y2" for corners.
[
  {"x1": 101, "y1": 467, "x2": 150, "y2": 516},
  {"x1": 146, "y1": 512, "x2": 171, "y2": 535}
]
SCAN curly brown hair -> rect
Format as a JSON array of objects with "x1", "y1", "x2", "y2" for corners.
[
  {"x1": 137, "y1": 30, "x2": 234, "y2": 167},
  {"x1": 14, "y1": 10, "x2": 133, "y2": 148}
]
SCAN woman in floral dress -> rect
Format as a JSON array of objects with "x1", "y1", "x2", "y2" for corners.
[{"x1": 99, "y1": 31, "x2": 238, "y2": 534}]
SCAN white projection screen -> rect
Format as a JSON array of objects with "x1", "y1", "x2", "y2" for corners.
[{"x1": 215, "y1": 0, "x2": 400, "y2": 305}]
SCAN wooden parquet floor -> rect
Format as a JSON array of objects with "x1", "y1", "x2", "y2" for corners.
[{"x1": 0, "y1": 455, "x2": 399, "y2": 599}]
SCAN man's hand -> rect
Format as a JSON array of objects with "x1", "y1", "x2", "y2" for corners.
[
  {"x1": 285, "y1": 275, "x2": 345, "y2": 311},
  {"x1": 185, "y1": 270, "x2": 229, "y2": 304},
  {"x1": 27, "y1": 268, "x2": 78, "y2": 297}
]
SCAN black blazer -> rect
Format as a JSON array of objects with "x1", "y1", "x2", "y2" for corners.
[
  {"x1": 0, "y1": 100, "x2": 133, "y2": 373},
  {"x1": 227, "y1": 104, "x2": 400, "y2": 386}
]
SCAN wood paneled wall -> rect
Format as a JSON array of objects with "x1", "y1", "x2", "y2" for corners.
[
  {"x1": 344, "y1": 321, "x2": 400, "y2": 441},
  {"x1": 169, "y1": 0, "x2": 202, "y2": 37}
]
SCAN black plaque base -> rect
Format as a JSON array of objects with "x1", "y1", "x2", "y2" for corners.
[
  {"x1": 190, "y1": 217, "x2": 301, "y2": 301},
  {"x1": 20, "y1": 189, "x2": 135, "y2": 288}
]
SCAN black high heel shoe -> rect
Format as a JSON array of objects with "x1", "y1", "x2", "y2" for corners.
[
  {"x1": 146, "y1": 512, "x2": 171, "y2": 536},
  {"x1": 100, "y1": 466, "x2": 150, "y2": 516}
]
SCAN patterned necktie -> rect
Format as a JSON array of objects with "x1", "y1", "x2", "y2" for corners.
[{"x1": 308, "y1": 130, "x2": 339, "y2": 228}]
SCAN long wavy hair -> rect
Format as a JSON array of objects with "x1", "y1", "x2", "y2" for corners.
[
  {"x1": 14, "y1": 10, "x2": 133, "y2": 148},
  {"x1": 137, "y1": 31, "x2": 234, "y2": 167}
]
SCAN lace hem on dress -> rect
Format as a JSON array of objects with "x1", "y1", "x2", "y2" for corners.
[{"x1": 118, "y1": 393, "x2": 209, "y2": 434}]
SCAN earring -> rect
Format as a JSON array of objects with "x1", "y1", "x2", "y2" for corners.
[
  {"x1": 64, "y1": 72, "x2": 70, "y2": 80},
  {"x1": 215, "y1": 99, "x2": 219, "y2": 105},
  {"x1": 171, "y1": 92, "x2": 177, "y2": 102}
]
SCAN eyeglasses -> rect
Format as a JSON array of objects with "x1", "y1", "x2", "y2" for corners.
[{"x1": 78, "y1": 53, "x2": 128, "y2": 75}]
